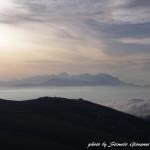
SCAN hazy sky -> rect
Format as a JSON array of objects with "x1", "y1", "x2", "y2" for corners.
[{"x1": 0, "y1": 0, "x2": 150, "y2": 84}]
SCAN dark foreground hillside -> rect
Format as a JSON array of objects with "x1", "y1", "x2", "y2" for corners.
[{"x1": 0, "y1": 97, "x2": 150, "y2": 150}]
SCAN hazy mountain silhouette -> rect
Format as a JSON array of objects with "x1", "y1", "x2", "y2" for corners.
[
  {"x1": 0, "y1": 72, "x2": 140, "y2": 87},
  {"x1": 0, "y1": 97, "x2": 150, "y2": 149}
]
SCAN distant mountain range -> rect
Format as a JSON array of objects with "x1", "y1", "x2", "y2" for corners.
[{"x1": 0, "y1": 72, "x2": 146, "y2": 87}]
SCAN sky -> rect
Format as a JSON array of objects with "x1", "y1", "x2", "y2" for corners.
[{"x1": 0, "y1": 0, "x2": 150, "y2": 85}]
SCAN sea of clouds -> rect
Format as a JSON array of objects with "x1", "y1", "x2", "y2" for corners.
[{"x1": 107, "y1": 99, "x2": 150, "y2": 120}]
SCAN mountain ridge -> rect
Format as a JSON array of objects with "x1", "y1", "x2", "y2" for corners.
[
  {"x1": 0, "y1": 72, "x2": 142, "y2": 87},
  {"x1": 0, "y1": 97, "x2": 150, "y2": 149}
]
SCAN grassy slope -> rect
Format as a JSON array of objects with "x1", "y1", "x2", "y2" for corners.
[{"x1": 0, "y1": 97, "x2": 150, "y2": 150}]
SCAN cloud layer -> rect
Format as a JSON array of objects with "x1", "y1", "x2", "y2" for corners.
[{"x1": 107, "y1": 99, "x2": 150, "y2": 120}]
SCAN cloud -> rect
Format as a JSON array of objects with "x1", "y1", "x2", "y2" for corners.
[
  {"x1": 107, "y1": 99, "x2": 150, "y2": 119},
  {"x1": 4, "y1": 0, "x2": 149, "y2": 26},
  {"x1": 100, "y1": 23, "x2": 150, "y2": 39},
  {"x1": 113, "y1": 0, "x2": 150, "y2": 24},
  {"x1": 116, "y1": 38, "x2": 150, "y2": 45},
  {"x1": 1, "y1": 0, "x2": 150, "y2": 43},
  {"x1": 103, "y1": 37, "x2": 150, "y2": 56},
  {"x1": 139, "y1": 59, "x2": 150, "y2": 70},
  {"x1": 1, "y1": 0, "x2": 150, "y2": 82},
  {"x1": 103, "y1": 41, "x2": 150, "y2": 57},
  {"x1": 121, "y1": 0, "x2": 150, "y2": 9},
  {"x1": 0, "y1": 0, "x2": 109, "y2": 24},
  {"x1": 1, "y1": 0, "x2": 150, "y2": 28},
  {"x1": 0, "y1": 0, "x2": 108, "y2": 48}
]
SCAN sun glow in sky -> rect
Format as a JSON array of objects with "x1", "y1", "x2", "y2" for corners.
[
  {"x1": 0, "y1": 1, "x2": 11, "y2": 9},
  {"x1": 0, "y1": 24, "x2": 22, "y2": 47},
  {"x1": 0, "y1": 0, "x2": 150, "y2": 84}
]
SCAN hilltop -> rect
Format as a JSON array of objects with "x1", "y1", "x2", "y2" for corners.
[{"x1": 0, "y1": 97, "x2": 150, "y2": 149}]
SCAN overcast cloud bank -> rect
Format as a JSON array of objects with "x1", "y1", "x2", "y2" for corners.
[{"x1": 107, "y1": 99, "x2": 150, "y2": 120}]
